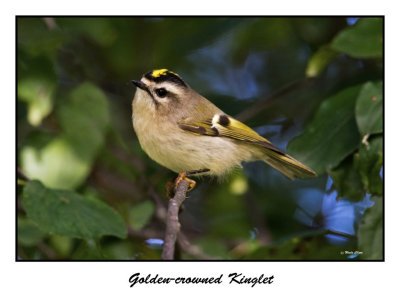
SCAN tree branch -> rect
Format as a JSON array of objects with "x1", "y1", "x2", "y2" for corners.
[{"x1": 161, "y1": 180, "x2": 190, "y2": 260}]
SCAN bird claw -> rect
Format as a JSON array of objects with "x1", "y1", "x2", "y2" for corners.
[
  {"x1": 166, "y1": 172, "x2": 196, "y2": 200},
  {"x1": 165, "y1": 169, "x2": 210, "y2": 199}
]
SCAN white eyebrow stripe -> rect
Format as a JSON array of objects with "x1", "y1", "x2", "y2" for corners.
[
  {"x1": 140, "y1": 78, "x2": 181, "y2": 92},
  {"x1": 154, "y1": 81, "x2": 182, "y2": 92}
]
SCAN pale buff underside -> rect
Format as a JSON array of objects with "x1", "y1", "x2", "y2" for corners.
[{"x1": 132, "y1": 90, "x2": 257, "y2": 176}]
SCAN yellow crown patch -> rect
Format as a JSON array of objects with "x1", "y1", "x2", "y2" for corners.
[{"x1": 152, "y1": 69, "x2": 180, "y2": 78}]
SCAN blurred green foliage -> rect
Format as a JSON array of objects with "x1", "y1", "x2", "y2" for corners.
[
  {"x1": 355, "y1": 81, "x2": 383, "y2": 136},
  {"x1": 129, "y1": 200, "x2": 155, "y2": 230},
  {"x1": 21, "y1": 83, "x2": 110, "y2": 189},
  {"x1": 331, "y1": 18, "x2": 383, "y2": 58},
  {"x1": 23, "y1": 180, "x2": 127, "y2": 240},
  {"x1": 17, "y1": 17, "x2": 383, "y2": 260},
  {"x1": 287, "y1": 85, "x2": 362, "y2": 174}
]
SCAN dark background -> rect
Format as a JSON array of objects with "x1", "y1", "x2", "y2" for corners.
[{"x1": 17, "y1": 16, "x2": 383, "y2": 260}]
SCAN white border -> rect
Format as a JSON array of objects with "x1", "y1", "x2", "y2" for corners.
[{"x1": 3, "y1": 1, "x2": 398, "y2": 306}]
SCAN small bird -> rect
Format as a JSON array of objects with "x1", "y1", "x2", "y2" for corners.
[{"x1": 131, "y1": 69, "x2": 316, "y2": 195}]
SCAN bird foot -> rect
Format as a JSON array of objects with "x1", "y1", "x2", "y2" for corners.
[{"x1": 165, "y1": 169, "x2": 210, "y2": 199}]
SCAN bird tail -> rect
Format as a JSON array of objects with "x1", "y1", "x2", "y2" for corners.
[{"x1": 262, "y1": 150, "x2": 316, "y2": 180}]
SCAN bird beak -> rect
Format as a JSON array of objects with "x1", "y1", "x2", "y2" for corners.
[
  {"x1": 131, "y1": 80, "x2": 148, "y2": 91},
  {"x1": 131, "y1": 79, "x2": 155, "y2": 102}
]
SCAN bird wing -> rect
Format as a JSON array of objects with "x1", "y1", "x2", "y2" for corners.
[
  {"x1": 177, "y1": 114, "x2": 284, "y2": 154},
  {"x1": 177, "y1": 113, "x2": 316, "y2": 179}
]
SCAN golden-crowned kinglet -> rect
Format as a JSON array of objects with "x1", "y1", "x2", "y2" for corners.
[{"x1": 131, "y1": 69, "x2": 316, "y2": 191}]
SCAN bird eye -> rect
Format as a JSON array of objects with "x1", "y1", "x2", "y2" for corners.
[{"x1": 155, "y1": 88, "x2": 168, "y2": 98}]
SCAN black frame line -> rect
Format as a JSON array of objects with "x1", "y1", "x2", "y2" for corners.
[{"x1": 15, "y1": 15, "x2": 385, "y2": 262}]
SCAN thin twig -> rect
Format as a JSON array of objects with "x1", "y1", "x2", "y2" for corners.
[
  {"x1": 177, "y1": 233, "x2": 217, "y2": 260},
  {"x1": 326, "y1": 229, "x2": 357, "y2": 240},
  {"x1": 127, "y1": 224, "x2": 216, "y2": 260},
  {"x1": 37, "y1": 242, "x2": 58, "y2": 259},
  {"x1": 161, "y1": 180, "x2": 190, "y2": 260},
  {"x1": 235, "y1": 77, "x2": 315, "y2": 122},
  {"x1": 42, "y1": 17, "x2": 58, "y2": 30}
]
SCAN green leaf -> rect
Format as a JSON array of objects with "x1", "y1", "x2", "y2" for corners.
[
  {"x1": 21, "y1": 83, "x2": 110, "y2": 189},
  {"x1": 358, "y1": 196, "x2": 383, "y2": 260},
  {"x1": 58, "y1": 82, "x2": 110, "y2": 155},
  {"x1": 354, "y1": 135, "x2": 383, "y2": 196},
  {"x1": 355, "y1": 81, "x2": 383, "y2": 136},
  {"x1": 128, "y1": 200, "x2": 155, "y2": 230},
  {"x1": 18, "y1": 216, "x2": 47, "y2": 246},
  {"x1": 287, "y1": 85, "x2": 361, "y2": 175},
  {"x1": 23, "y1": 180, "x2": 127, "y2": 240},
  {"x1": 329, "y1": 154, "x2": 365, "y2": 201},
  {"x1": 331, "y1": 18, "x2": 383, "y2": 58},
  {"x1": 306, "y1": 45, "x2": 338, "y2": 77},
  {"x1": 20, "y1": 138, "x2": 92, "y2": 190},
  {"x1": 18, "y1": 78, "x2": 55, "y2": 126}
]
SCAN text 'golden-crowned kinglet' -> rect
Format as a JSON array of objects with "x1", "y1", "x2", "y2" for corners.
[{"x1": 131, "y1": 69, "x2": 316, "y2": 193}]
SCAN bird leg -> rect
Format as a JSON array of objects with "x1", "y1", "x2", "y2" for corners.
[{"x1": 166, "y1": 169, "x2": 210, "y2": 199}]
